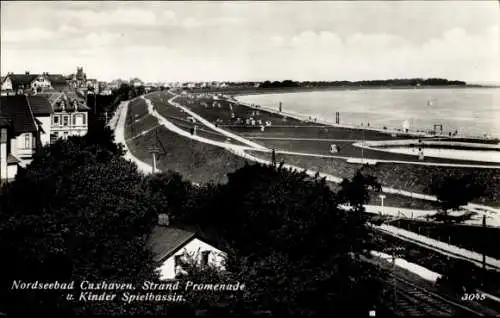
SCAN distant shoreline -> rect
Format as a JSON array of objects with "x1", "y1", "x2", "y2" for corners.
[{"x1": 190, "y1": 84, "x2": 499, "y2": 97}]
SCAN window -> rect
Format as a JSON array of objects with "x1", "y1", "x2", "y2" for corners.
[
  {"x1": 24, "y1": 134, "x2": 30, "y2": 149},
  {"x1": 63, "y1": 116, "x2": 69, "y2": 126},
  {"x1": 50, "y1": 133, "x2": 57, "y2": 144},
  {"x1": 82, "y1": 114, "x2": 86, "y2": 125},
  {"x1": 73, "y1": 115, "x2": 76, "y2": 125},
  {"x1": 53, "y1": 115, "x2": 59, "y2": 125},
  {"x1": 201, "y1": 251, "x2": 210, "y2": 267},
  {"x1": 174, "y1": 255, "x2": 188, "y2": 278}
]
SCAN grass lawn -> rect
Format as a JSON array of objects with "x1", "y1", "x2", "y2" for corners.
[
  {"x1": 146, "y1": 92, "x2": 248, "y2": 146},
  {"x1": 124, "y1": 97, "x2": 159, "y2": 140},
  {"x1": 124, "y1": 115, "x2": 159, "y2": 140},
  {"x1": 127, "y1": 98, "x2": 149, "y2": 119},
  {"x1": 248, "y1": 138, "x2": 499, "y2": 166},
  {"x1": 229, "y1": 124, "x2": 413, "y2": 141},
  {"x1": 175, "y1": 95, "x2": 311, "y2": 126},
  {"x1": 388, "y1": 219, "x2": 500, "y2": 259},
  {"x1": 126, "y1": 126, "x2": 251, "y2": 184},
  {"x1": 248, "y1": 151, "x2": 500, "y2": 207}
]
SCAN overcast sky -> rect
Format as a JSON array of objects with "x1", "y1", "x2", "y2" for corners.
[{"x1": 1, "y1": 1, "x2": 499, "y2": 83}]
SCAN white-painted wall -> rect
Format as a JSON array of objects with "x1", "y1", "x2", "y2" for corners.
[
  {"x1": 11, "y1": 133, "x2": 34, "y2": 159},
  {"x1": 157, "y1": 238, "x2": 227, "y2": 280},
  {"x1": 7, "y1": 164, "x2": 17, "y2": 180},
  {"x1": 1, "y1": 78, "x2": 13, "y2": 90},
  {"x1": 31, "y1": 77, "x2": 52, "y2": 89},
  {"x1": 0, "y1": 128, "x2": 7, "y2": 181},
  {"x1": 50, "y1": 112, "x2": 88, "y2": 141}
]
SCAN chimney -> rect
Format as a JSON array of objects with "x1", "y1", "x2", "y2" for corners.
[{"x1": 158, "y1": 214, "x2": 170, "y2": 226}]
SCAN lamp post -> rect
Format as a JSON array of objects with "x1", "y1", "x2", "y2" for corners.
[{"x1": 379, "y1": 194, "x2": 386, "y2": 215}]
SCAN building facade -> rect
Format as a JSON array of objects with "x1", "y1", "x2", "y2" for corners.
[
  {"x1": 148, "y1": 222, "x2": 227, "y2": 281},
  {"x1": 0, "y1": 118, "x2": 20, "y2": 182},
  {"x1": 0, "y1": 96, "x2": 39, "y2": 180},
  {"x1": 50, "y1": 94, "x2": 90, "y2": 142},
  {"x1": 1, "y1": 72, "x2": 68, "y2": 95},
  {"x1": 68, "y1": 67, "x2": 87, "y2": 89}
]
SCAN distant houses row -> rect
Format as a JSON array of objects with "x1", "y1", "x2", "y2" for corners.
[
  {"x1": 0, "y1": 67, "x2": 115, "y2": 96},
  {"x1": 0, "y1": 93, "x2": 90, "y2": 183}
]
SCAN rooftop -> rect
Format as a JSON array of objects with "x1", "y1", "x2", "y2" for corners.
[
  {"x1": 147, "y1": 226, "x2": 196, "y2": 263},
  {"x1": 27, "y1": 95, "x2": 53, "y2": 115},
  {"x1": 0, "y1": 96, "x2": 37, "y2": 133}
]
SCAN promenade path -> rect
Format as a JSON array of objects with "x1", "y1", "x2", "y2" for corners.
[
  {"x1": 109, "y1": 100, "x2": 157, "y2": 174},
  {"x1": 261, "y1": 148, "x2": 500, "y2": 169},
  {"x1": 154, "y1": 93, "x2": 500, "y2": 215},
  {"x1": 111, "y1": 92, "x2": 500, "y2": 268}
]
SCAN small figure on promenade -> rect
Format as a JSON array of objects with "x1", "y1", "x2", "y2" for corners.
[
  {"x1": 330, "y1": 144, "x2": 339, "y2": 153},
  {"x1": 418, "y1": 148, "x2": 424, "y2": 160}
]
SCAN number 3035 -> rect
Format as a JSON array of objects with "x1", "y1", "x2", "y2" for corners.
[{"x1": 461, "y1": 293, "x2": 486, "y2": 301}]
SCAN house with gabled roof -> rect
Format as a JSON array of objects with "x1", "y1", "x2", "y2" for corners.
[
  {"x1": 0, "y1": 96, "x2": 40, "y2": 180},
  {"x1": 50, "y1": 93, "x2": 90, "y2": 142},
  {"x1": 27, "y1": 95, "x2": 54, "y2": 146},
  {"x1": 148, "y1": 215, "x2": 227, "y2": 280},
  {"x1": 1, "y1": 72, "x2": 68, "y2": 94}
]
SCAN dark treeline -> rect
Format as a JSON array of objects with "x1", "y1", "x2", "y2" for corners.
[
  {"x1": 258, "y1": 78, "x2": 466, "y2": 88},
  {"x1": 86, "y1": 83, "x2": 163, "y2": 133}
]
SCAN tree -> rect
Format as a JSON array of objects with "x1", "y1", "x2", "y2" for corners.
[
  {"x1": 176, "y1": 164, "x2": 387, "y2": 316},
  {"x1": 429, "y1": 174, "x2": 486, "y2": 221},
  {"x1": 337, "y1": 170, "x2": 382, "y2": 212},
  {"x1": 144, "y1": 170, "x2": 195, "y2": 224},
  {"x1": 0, "y1": 133, "x2": 174, "y2": 315}
]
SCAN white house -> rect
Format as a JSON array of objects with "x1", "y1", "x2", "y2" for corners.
[
  {"x1": 1, "y1": 76, "x2": 13, "y2": 91},
  {"x1": 1, "y1": 72, "x2": 67, "y2": 94},
  {"x1": 50, "y1": 94, "x2": 90, "y2": 142},
  {"x1": 148, "y1": 215, "x2": 227, "y2": 280},
  {"x1": 0, "y1": 95, "x2": 40, "y2": 179},
  {"x1": 130, "y1": 78, "x2": 144, "y2": 88},
  {"x1": 0, "y1": 119, "x2": 20, "y2": 182}
]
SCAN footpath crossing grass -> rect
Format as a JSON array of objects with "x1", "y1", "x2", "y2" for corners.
[
  {"x1": 146, "y1": 92, "x2": 248, "y2": 146},
  {"x1": 176, "y1": 95, "x2": 310, "y2": 126},
  {"x1": 124, "y1": 98, "x2": 159, "y2": 140},
  {"x1": 127, "y1": 98, "x2": 149, "y2": 121},
  {"x1": 126, "y1": 126, "x2": 250, "y2": 184},
  {"x1": 388, "y1": 219, "x2": 500, "y2": 259}
]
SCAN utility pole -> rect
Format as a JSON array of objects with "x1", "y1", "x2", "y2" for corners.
[
  {"x1": 148, "y1": 144, "x2": 160, "y2": 174},
  {"x1": 482, "y1": 214, "x2": 486, "y2": 284},
  {"x1": 271, "y1": 147, "x2": 276, "y2": 167},
  {"x1": 361, "y1": 129, "x2": 365, "y2": 164},
  {"x1": 379, "y1": 194, "x2": 386, "y2": 215}
]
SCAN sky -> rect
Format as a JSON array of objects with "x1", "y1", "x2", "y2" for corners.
[{"x1": 1, "y1": 1, "x2": 499, "y2": 83}]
